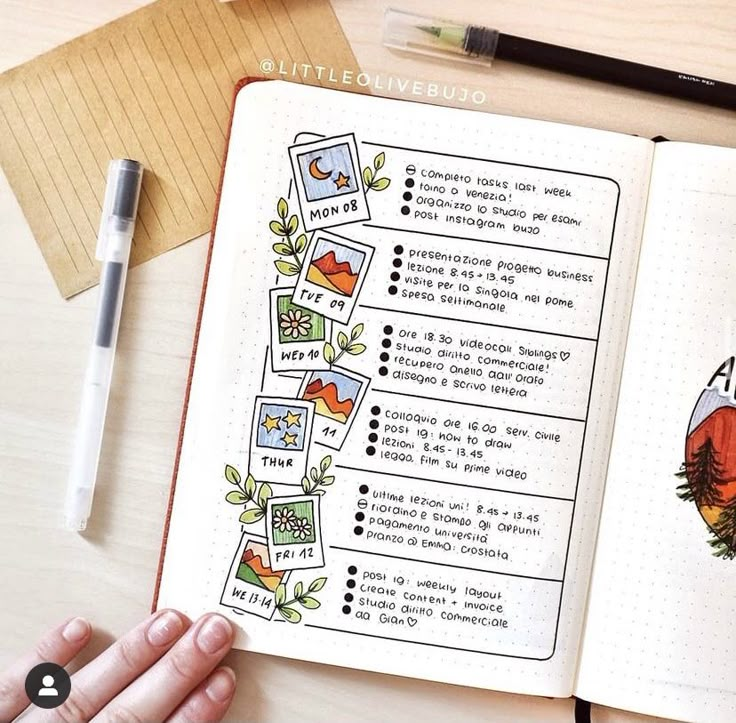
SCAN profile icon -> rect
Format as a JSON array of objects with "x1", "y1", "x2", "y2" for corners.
[
  {"x1": 39, "y1": 674, "x2": 59, "y2": 697},
  {"x1": 24, "y1": 662, "x2": 71, "y2": 709}
]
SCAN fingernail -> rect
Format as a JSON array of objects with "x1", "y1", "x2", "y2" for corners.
[
  {"x1": 195, "y1": 615, "x2": 233, "y2": 655},
  {"x1": 62, "y1": 617, "x2": 90, "y2": 643},
  {"x1": 205, "y1": 667, "x2": 236, "y2": 703},
  {"x1": 146, "y1": 610, "x2": 185, "y2": 647}
]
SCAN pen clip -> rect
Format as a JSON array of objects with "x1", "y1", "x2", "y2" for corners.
[{"x1": 96, "y1": 164, "x2": 120, "y2": 261}]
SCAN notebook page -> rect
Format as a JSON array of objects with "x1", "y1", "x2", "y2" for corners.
[
  {"x1": 156, "y1": 81, "x2": 653, "y2": 696},
  {"x1": 576, "y1": 143, "x2": 736, "y2": 721}
]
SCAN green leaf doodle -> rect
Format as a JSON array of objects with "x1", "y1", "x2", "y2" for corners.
[
  {"x1": 301, "y1": 456, "x2": 337, "y2": 495},
  {"x1": 274, "y1": 577, "x2": 327, "y2": 623},
  {"x1": 294, "y1": 234, "x2": 308, "y2": 254},
  {"x1": 308, "y1": 577, "x2": 327, "y2": 593},
  {"x1": 272, "y1": 242, "x2": 291, "y2": 256},
  {"x1": 225, "y1": 464, "x2": 241, "y2": 485},
  {"x1": 257, "y1": 483, "x2": 273, "y2": 510},
  {"x1": 270, "y1": 198, "x2": 305, "y2": 274},
  {"x1": 363, "y1": 151, "x2": 391, "y2": 192},
  {"x1": 325, "y1": 322, "x2": 368, "y2": 366},
  {"x1": 278, "y1": 607, "x2": 302, "y2": 623},
  {"x1": 275, "y1": 583, "x2": 286, "y2": 606},
  {"x1": 223, "y1": 465, "x2": 276, "y2": 525},
  {"x1": 275, "y1": 260, "x2": 299, "y2": 276},
  {"x1": 269, "y1": 220, "x2": 286, "y2": 236},
  {"x1": 239, "y1": 508, "x2": 264, "y2": 524}
]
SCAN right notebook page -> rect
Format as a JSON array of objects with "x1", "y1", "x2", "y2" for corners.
[{"x1": 575, "y1": 143, "x2": 736, "y2": 722}]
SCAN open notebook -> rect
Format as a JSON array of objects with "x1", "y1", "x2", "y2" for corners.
[{"x1": 155, "y1": 80, "x2": 735, "y2": 722}]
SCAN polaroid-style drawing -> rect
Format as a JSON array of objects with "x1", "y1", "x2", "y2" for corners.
[
  {"x1": 266, "y1": 494, "x2": 325, "y2": 572},
  {"x1": 289, "y1": 133, "x2": 370, "y2": 231},
  {"x1": 249, "y1": 397, "x2": 315, "y2": 485},
  {"x1": 269, "y1": 288, "x2": 332, "y2": 372},
  {"x1": 298, "y1": 367, "x2": 370, "y2": 450},
  {"x1": 220, "y1": 532, "x2": 291, "y2": 620},
  {"x1": 292, "y1": 231, "x2": 374, "y2": 325}
]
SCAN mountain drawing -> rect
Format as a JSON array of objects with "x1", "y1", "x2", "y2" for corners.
[
  {"x1": 236, "y1": 544, "x2": 284, "y2": 592},
  {"x1": 303, "y1": 377, "x2": 355, "y2": 424},
  {"x1": 686, "y1": 405, "x2": 736, "y2": 510},
  {"x1": 307, "y1": 250, "x2": 359, "y2": 296}
]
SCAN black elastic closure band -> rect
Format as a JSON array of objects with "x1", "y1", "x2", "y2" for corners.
[{"x1": 574, "y1": 697, "x2": 592, "y2": 723}]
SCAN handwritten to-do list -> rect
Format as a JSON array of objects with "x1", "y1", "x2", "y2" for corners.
[{"x1": 291, "y1": 144, "x2": 619, "y2": 658}]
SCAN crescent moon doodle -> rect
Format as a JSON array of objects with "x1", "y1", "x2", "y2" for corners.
[{"x1": 308, "y1": 156, "x2": 332, "y2": 180}]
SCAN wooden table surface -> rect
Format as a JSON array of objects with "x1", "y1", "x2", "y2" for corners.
[{"x1": 1, "y1": 1, "x2": 733, "y2": 721}]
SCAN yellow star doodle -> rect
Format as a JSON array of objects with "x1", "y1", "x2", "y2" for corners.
[
  {"x1": 283, "y1": 410, "x2": 302, "y2": 428},
  {"x1": 334, "y1": 171, "x2": 350, "y2": 190},
  {"x1": 281, "y1": 432, "x2": 298, "y2": 447},
  {"x1": 261, "y1": 414, "x2": 281, "y2": 433}
]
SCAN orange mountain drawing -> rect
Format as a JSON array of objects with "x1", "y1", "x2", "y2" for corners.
[
  {"x1": 238, "y1": 546, "x2": 284, "y2": 592},
  {"x1": 303, "y1": 378, "x2": 354, "y2": 424},
  {"x1": 307, "y1": 250, "x2": 359, "y2": 296}
]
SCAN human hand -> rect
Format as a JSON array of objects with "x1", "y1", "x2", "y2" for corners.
[{"x1": 0, "y1": 610, "x2": 236, "y2": 722}]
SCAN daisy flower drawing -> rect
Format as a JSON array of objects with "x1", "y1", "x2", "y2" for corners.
[
  {"x1": 272, "y1": 507, "x2": 297, "y2": 533},
  {"x1": 280, "y1": 308, "x2": 312, "y2": 339},
  {"x1": 292, "y1": 517, "x2": 312, "y2": 540}
]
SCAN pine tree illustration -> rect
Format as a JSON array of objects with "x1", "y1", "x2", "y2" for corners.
[
  {"x1": 714, "y1": 496, "x2": 736, "y2": 556},
  {"x1": 682, "y1": 437, "x2": 725, "y2": 507}
]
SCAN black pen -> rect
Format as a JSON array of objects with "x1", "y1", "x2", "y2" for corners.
[{"x1": 383, "y1": 8, "x2": 736, "y2": 111}]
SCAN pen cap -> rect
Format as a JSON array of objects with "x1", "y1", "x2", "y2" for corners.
[
  {"x1": 383, "y1": 8, "x2": 497, "y2": 67},
  {"x1": 96, "y1": 159, "x2": 144, "y2": 260}
]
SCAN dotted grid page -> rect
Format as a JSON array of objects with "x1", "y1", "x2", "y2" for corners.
[
  {"x1": 576, "y1": 143, "x2": 736, "y2": 721},
  {"x1": 156, "y1": 81, "x2": 654, "y2": 698}
]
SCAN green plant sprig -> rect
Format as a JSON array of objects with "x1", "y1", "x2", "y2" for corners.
[
  {"x1": 301, "y1": 455, "x2": 335, "y2": 495},
  {"x1": 224, "y1": 464, "x2": 273, "y2": 524},
  {"x1": 275, "y1": 577, "x2": 327, "y2": 623},
  {"x1": 363, "y1": 152, "x2": 391, "y2": 192},
  {"x1": 271, "y1": 197, "x2": 307, "y2": 276},
  {"x1": 324, "y1": 322, "x2": 366, "y2": 367}
]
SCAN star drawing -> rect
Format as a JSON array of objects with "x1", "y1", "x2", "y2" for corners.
[
  {"x1": 281, "y1": 432, "x2": 298, "y2": 447},
  {"x1": 261, "y1": 414, "x2": 281, "y2": 433},
  {"x1": 283, "y1": 410, "x2": 302, "y2": 429},
  {"x1": 334, "y1": 172, "x2": 350, "y2": 190}
]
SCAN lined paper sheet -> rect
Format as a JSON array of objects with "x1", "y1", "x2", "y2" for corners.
[{"x1": 0, "y1": 0, "x2": 361, "y2": 298}]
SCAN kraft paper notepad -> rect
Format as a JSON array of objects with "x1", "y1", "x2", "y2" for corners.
[
  {"x1": 155, "y1": 80, "x2": 735, "y2": 723},
  {"x1": 0, "y1": 0, "x2": 360, "y2": 298}
]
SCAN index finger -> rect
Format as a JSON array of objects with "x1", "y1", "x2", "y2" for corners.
[
  {"x1": 28, "y1": 609, "x2": 190, "y2": 723},
  {"x1": 0, "y1": 617, "x2": 91, "y2": 722}
]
